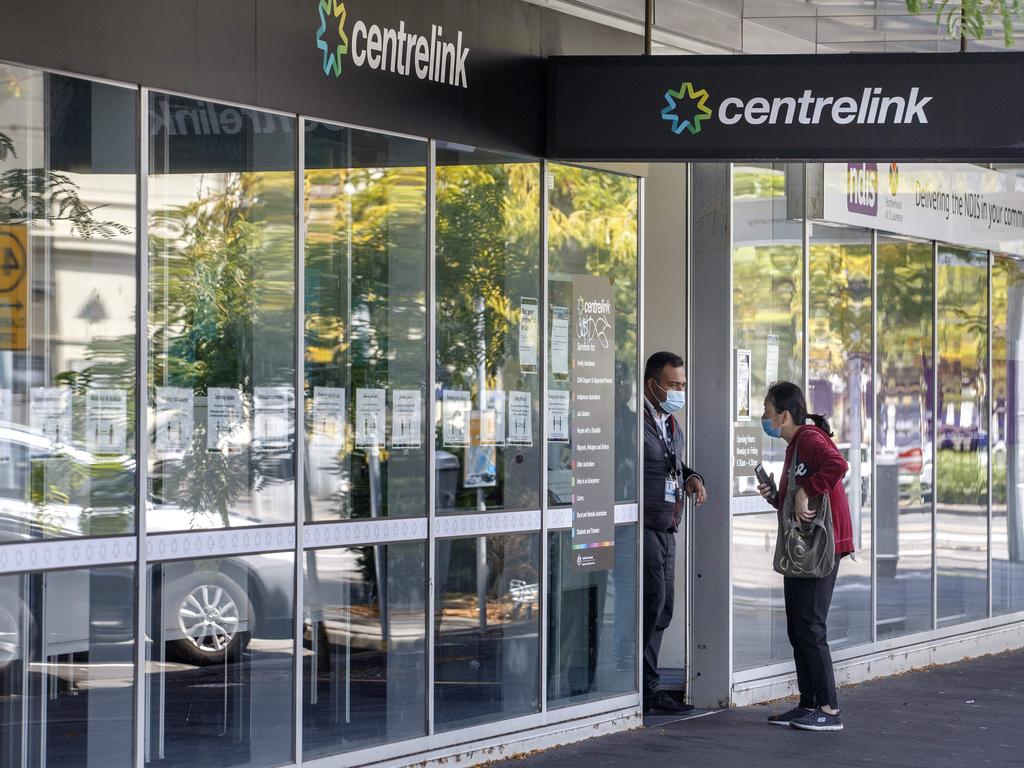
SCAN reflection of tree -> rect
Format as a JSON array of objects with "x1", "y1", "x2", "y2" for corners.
[
  {"x1": 0, "y1": 131, "x2": 130, "y2": 239},
  {"x1": 149, "y1": 172, "x2": 294, "y2": 524}
]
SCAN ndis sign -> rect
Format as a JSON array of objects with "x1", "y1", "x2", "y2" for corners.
[{"x1": 315, "y1": 0, "x2": 470, "y2": 88}]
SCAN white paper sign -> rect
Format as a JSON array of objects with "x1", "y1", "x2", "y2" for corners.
[
  {"x1": 507, "y1": 391, "x2": 533, "y2": 447},
  {"x1": 254, "y1": 386, "x2": 293, "y2": 450},
  {"x1": 86, "y1": 389, "x2": 127, "y2": 455},
  {"x1": 736, "y1": 349, "x2": 752, "y2": 422},
  {"x1": 551, "y1": 305, "x2": 570, "y2": 377},
  {"x1": 207, "y1": 387, "x2": 245, "y2": 453},
  {"x1": 485, "y1": 390, "x2": 506, "y2": 445},
  {"x1": 823, "y1": 162, "x2": 1024, "y2": 257},
  {"x1": 766, "y1": 334, "x2": 780, "y2": 388},
  {"x1": 391, "y1": 390, "x2": 422, "y2": 449},
  {"x1": 155, "y1": 387, "x2": 194, "y2": 457},
  {"x1": 477, "y1": 409, "x2": 499, "y2": 446},
  {"x1": 442, "y1": 390, "x2": 471, "y2": 447},
  {"x1": 355, "y1": 388, "x2": 386, "y2": 448},
  {"x1": 519, "y1": 298, "x2": 539, "y2": 373},
  {"x1": 547, "y1": 389, "x2": 570, "y2": 443},
  {"x1": 31, "y1": 388, "x2": 72, "y2": 445},
  {"x1": 312, "y1": 386, "x2": 346, "y2": 447}
]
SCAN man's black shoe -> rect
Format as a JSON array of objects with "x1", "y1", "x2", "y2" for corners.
[{"x1": 644, "y1": 690, "x2": 695, "y2": 714}]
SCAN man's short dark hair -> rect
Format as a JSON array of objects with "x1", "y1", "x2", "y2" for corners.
[{"x1": 644, "y1": 351, "x2": 685, "y2": 382}]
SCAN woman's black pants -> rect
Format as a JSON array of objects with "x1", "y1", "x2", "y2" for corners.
[{"x1": 783, "y1": 559, "x2": 840, "y2": 710}]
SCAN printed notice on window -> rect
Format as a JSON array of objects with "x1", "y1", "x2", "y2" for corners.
[
  {"x1": 519, "y1": 298, "x2": 539, "y2": 374},
  {"x1": 312, "y1": 387, "x2": 345, "y2": 447},
  {"x1": 766, "y1": 334, "x2": 780, "y2": 388},
  {"x1": 547, "y1": 389, "x2": 570, "y2": 443},
  {"x1": 570, "y1": 274, "x2": 616, "y2": 572},
  {"x1": 86, "y1": 389, "x2": 127, "y2": 455},
  {"x1": 155, "y1": 387, "x2": 194, "y2": 457},
  {"x1": 207, "y1": 388, "x2": 245, "y2": 453},
  {"x1": 736, "y1": 348, "x2": 752, "y2": 422},
  {"x1": 507, "y1": 391, "x2": 533, "y2": 447},
  {"x1": 391, "y1": 390, "x2": 422, "y2": 449},
  {"x1": 551, "y1": 305, "x2": 570, "y2": 377},
  {"x1": 465, "y1": 411, "x2": 497, "y2": 488},
  {"x1": 443, "y1": 390, "x2": 471, "y2": 447},
  {"x1": 485, "y1": 390, "x2": 506, "y2": 445},
  {"x1": 31, "y1": 388, "x2": 72, "y2": 445},
  {"x1": 254, "y1": 386, "x2": 293, "y2": 450},
  {"x1": 355, "y1": 388, "x2": 386, "y2": 448}
]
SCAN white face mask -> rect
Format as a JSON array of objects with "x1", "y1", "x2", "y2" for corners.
[{"x1": 653, "y1": 382, "x2": 685, "y2": 413}]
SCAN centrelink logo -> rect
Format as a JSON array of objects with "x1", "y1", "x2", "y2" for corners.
[
  {"x1": 661, "y1": 84, "x2": 933, "y2": 135},
  {"x1": 314, "y1": 0, "x2": 470, "y2": 88}
]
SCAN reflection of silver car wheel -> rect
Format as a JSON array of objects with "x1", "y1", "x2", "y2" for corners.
[{"x1": 177, "y1": 585, "x2": 240, "y2": 656}]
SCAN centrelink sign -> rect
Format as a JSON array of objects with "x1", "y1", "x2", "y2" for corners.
[
  {"x1": 316, "y1": 0, "x2": 470, "y2": 88},
  {"x1": 548, "y1": 53, "x2": 1024, "y2": 161}
]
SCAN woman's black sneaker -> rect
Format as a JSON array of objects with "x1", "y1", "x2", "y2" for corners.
[
  {"x1": 789, "y1": 706, "x2": 843, "y2": 731},
  {"x1": 767, "y1": 706, "x2": 813, "y2": 726}
]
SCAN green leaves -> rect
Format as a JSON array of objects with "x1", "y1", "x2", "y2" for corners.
[{"x1": 906, "y1": 0, "x2": 1024, "y2": 47}]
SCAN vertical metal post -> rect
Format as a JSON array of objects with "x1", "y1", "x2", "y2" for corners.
[
  {"x1": 932, "y1": 241, "x2": 940, "y2": 631},
  {"x1": 644, "y1": 0, "x2": 655, "y2": 55},
  {"x1": 134, "y1": 86, "x2": 150, "y2": 768},
  {"x1": 636, "y1": 172, "x2": 647, "y2": 706},
  {"x1": 539, "y1": 160, "x2": 550, "y2": 712},
  {"x1": 293, "y1": 115, "x2": 306, "y2": 766},
  {"x1": 802, "y1": 164, "x2": 810, "y2": 398},
  {"x1": 870, "y1": 228, "x2": 878, "y2": 643},
  {"x1": 988, "y1": 251, "x2": 994, "y2": 619},
  {"x1": 425, "y1": 139, "x2": 438, "y2": 735}
]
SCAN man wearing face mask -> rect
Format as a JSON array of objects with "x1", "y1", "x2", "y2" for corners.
[{"x1": 641, "y1": 351, "x2": 707, "y2": 714}]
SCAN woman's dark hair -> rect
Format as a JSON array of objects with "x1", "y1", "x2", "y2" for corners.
[{"x1": 765, "y1": 381, "x2": 833, "y2": 437}]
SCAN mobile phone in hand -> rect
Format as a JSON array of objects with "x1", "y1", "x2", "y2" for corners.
[{"x1": 754, "y1": 463, "x2": 778, "y2": 504}]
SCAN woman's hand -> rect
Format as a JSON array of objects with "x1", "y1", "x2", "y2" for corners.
[
  {"x1": 756, "y1": 472, "x2": 775, "y2": 501},
  {"x1": 795, "y1": 487, "x2": 816, "y2": 523}
]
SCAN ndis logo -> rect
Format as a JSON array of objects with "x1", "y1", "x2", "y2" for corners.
[
  {"x1": 847, "y1": 162, "x2": 878, "y2": 216},
  {"x1": 314, "y1": 0, "x2": 471, "y2": 88}
]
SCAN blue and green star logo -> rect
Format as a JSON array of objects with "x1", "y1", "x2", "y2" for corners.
[
  {"x1": 316, "y1": 0, "x2": 349, "y2": 78},
  {"x1": 660, "y1": 82, "x2": 712, "y2": 135}
]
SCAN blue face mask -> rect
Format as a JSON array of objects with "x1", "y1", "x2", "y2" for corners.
[
  {"x1": 654, "y1": 382, "x2": 685, "y2": 414},
  {"x1": 762, "y1": 415, "x2": 782, "y2": 438}
]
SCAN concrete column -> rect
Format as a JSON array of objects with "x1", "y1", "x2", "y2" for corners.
[{"x1": 687, "y1": 163, "x2": 733, "y2": 708}]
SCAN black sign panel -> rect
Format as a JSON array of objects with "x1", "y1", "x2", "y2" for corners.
[
  {"x1": 571, "y1": 275, "x2": 616, "y2": 572},
  {"x1": 547, "y1": 53, "x2": 1024, "y2": 161}
]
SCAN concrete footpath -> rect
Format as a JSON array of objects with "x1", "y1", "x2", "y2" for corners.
[{"x1": 507, "y1": 650, "x2": 1024, "y2": 768}]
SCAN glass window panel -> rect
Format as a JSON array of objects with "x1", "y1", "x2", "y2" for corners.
[
  {"x1": 145, "y1": 553, "x2": 294, "y2": 768},
  {"x1": 547, "y1": 524, "x2": 636, "y2": 706},
  {"x1": 0, "y1": 64, "x2": 137, "y2": 540},
  {"x1": 147, "y1": 94, "x2": 296, "y2": 532},
  {"x1": 303, "y1": 122, "x2": 427, "y2": 521},
  {"x1": 936, "y1": 246, "x2": 988, "y2": 626},
  {"x1": 807, "y1": 222, "x2": 872, "y2": 650},
  {"x1": 992, "y1": 255, "x2": 1024, "y2": 616},
  {"x1": 876, "y1": 235, "x2": 934, "y2": 639},
  {"x1": 434, "y1": 532, "x2": 539, "y2": 730},
  {"x1": 434, "y1": 147, "x2": 541, "y2": 514},
  {"x1": 732, "y1": 164, "x2": 804, "y2": 496},
  {"x1": 302, "y1": 542, "x2": 426, "y2": 757},
  {"x1": 0, "y1": 565, "x2": 135, "y2": 768},
  {"x1": 546, "y1": 165, "x2": 638, "y2": 505},
  {"x1": 732, "y1": 512, "x2": 788, "y2": 669}
]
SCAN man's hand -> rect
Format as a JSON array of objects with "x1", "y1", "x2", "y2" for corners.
[
  {"x1": 756, "y1": 472, "x2": 775, "y2": 502},
  {"x1": 684, "y1": 475, "x2": 707, "y2": 506},
  {"x1": 794, "y1": 486, "x2": 816, "y2": 523}
]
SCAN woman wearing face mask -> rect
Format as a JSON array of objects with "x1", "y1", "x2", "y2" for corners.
[{"x1": 756, "y1": 381, "x2": 853, "y2": 732}]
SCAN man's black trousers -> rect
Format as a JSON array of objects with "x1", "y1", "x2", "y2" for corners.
[
  {"x1": 642, "y1": 527, "x2": 675, "y2": 697},
  {"x1": 783, "y1": 559, "x2": 840, "y2": 710}
]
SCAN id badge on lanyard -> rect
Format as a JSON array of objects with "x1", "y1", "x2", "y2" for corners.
[{"x1": 664, "y1": 475, "x2": 678, "y2": 504}]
